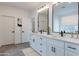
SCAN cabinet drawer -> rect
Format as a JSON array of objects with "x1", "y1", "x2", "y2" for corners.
[
  {"x1": 65, "y1": 50, "x2": 79, "y2": 56},
  {"x1": 47, "y1": 39, "x2": 54, "y2": 44},
  {"x1": 65, "y1": 42, "x2": 79, "y2": 54},
  {"x1": 55, "y1": 46, "x2": 64, "y2": 56},
  {"x1": 39, "y1": 36, "x2": 46, "y2": 41},
  {"x1": 39, "y1": 47, "x2": 46, "y2": 56},
  {"x1": 54, "y1": 40, "x2": 64, "y2": 48}
]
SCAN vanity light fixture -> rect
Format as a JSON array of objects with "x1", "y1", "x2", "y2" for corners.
[
  {"x1": 68, "y1": 2, "x2": 72, "y2": 4},
  {"x1": 52, "y1": 2, "x2": 58, "y2": 5},
  {"x1": 52, "y1": 2, "x2": 59, "y2": 6},
  {"x1": 37, "y1": 5, "x2": 49, "y2": 13}
]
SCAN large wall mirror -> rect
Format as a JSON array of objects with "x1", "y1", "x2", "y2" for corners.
[
  {"x1": 52, "y1": 2, "x2": 78, "y2": 34},
  {"x1": 38, "y1": 8, "x2": 49, "y2": 34}
]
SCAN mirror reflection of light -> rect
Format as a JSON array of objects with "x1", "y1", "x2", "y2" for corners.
[
  {"x1": 37, "y1": 5, "x2": 49, "y2": 13},
  {"x1": 68, "y1": 2, "x2": 72, "y2": 4},
  {"x1": 52, "y1": 2, "x2": 58, "y2": 5}
]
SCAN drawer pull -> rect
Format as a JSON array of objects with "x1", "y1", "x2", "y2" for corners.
[
  {"x1": 40, "y1": 38, "x2": 42, "y2": 40},
  {"x1": 54, "y1": 47, "x2": 56, "y2": 53},
  {"x1": 68, "y1": 46, "x2": 76, "y2": 50},
  {"x1": 40, "y1": 43, "x2": 42, "y2": 46},
  {"x1": 33, "y1": 39, "x2": 35, "y2": 42},
  {"x1": 51, "y1": 47, "x2": 54, "y2": 52},
  {"x1": 40, "y1": 50, "x2": 42, "y2": 53}
]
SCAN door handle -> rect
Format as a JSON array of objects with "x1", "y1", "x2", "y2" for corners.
[
  {"x1": 33, "y1": 39, "x2": 35, "y2": 42},
  {"x1": 54, "y1": 47, "x2": 56, "y2": 53},
  {"x1": 22, "y1": 31, "x2": 24, "y2": 33},
  {"x1": 12, "y1": 31, "x2": 15, "y2": 33}
]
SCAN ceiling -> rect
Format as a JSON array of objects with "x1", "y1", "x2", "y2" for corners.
[{"x1": 0, "y1": 2, "x2": 50, "y2": 12}]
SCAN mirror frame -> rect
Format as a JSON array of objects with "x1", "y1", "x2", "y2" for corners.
[
  {"x1": 78, "y1": 2, "x2": 79, "y2": 34},
  {"x1": 52, "y1": 2, "x2": 79, "y2": 34}
]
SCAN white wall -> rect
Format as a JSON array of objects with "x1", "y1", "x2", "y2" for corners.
[{"x1": 0, "y1": 6, "x2": 32, "y2": 44}]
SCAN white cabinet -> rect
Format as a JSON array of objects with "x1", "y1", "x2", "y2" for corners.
[
  {"x1": 65, "y1": 42, "x2": 79, "y2": 56},
  {"x1": 53, "y1": 40, "x2": 65, "y2": 56},
  {"x1": 46, "y1": 39, "x2": 65, "y2": 56},
  {"x1": 35, "y1": 36, "x2": 42, "y2": 54},
  {"x1": 40, "y1": 37, "x2": 47, "y2": 56},
  {"x1": 30, "y1": 35, "x2": 36, "y2": 50},
  {"x1": 30, "y1": 35, "x2": 65, "y2": 56},
  {"x1": 65, "y1": 50, "x2": 79, "y2": 56},
  {"x1": 46, "y1": 39, "x2": 55, "y2": 56},
  {"x1": 55, "y1": 46, "x2": 64, "y2": 56},
  {"x1": 37, "y1": 36, "x2": 47, "y2": 56},
  {"x1": 30, "y1": 34, "x2": 79, "y2": 56},
  {"x1": 30, "y1": 35, "x2": 47, "y2": 56}
]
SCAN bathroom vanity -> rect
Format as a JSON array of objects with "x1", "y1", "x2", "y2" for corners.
[{"x1": 30, "y1": 33, "x2": 79, "y2": 56}]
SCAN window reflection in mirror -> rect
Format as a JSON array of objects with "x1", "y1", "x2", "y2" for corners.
[
  {"x1": 38, "y1": 8, "x2": 49, "y2": 34},
  {"x1": 52, "y1": 2, "x2": 78, "y2": 34}
]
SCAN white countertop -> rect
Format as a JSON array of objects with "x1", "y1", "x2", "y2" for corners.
[{"x1": 32, "y1": 33, "x2": 79, "y2": 45}]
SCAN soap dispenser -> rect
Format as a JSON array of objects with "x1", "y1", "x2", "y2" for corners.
[{"x1": 61, "y1": 31, "x2": 63, "y2": 37}]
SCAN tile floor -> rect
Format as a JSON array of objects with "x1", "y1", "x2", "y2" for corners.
[{"x1": 0, "y1": 42, "x2": 30, "y2": 56}]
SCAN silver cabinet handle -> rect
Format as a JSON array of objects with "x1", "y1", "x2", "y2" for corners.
[
  {"x1": 51, "y1": 47, "x2": 56, "y2": 53},
  {"x1": 40, "y1": 43, "x2": 42, "y2": 46},
  {"x1": 22, "y1": 31, "x2": 24, "y2": 33},
  {"x1": 54, "y1": 47, "x2": 56, "y2": 53},
  {"x1": 51, "y1": 47, "x2": 54, "y2": 52},
  {"x1": 68, "y1": 46, "x2": 76, "y2": 50},
  {"x1": 40, "y1": 50, "x2": 42, "y2": 53},
  {"x1": 40, "y1": 38, "x2": 42, "y2": 40},
  {"x1": 33, "y1": 39, "x2": 35, "y2": 42}
]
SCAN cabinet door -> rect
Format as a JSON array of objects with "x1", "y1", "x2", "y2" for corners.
[
  {"x1": 37, "y1": 37, "x2": 46, "y2": 56},
  {"x1": 46, "y1": 39, "x2": 55, "y2": 56},
  {"x1": 55, "y1": 46, "x2": 64, "y2": 56},
  {"x1": 53, "y1": 40, "x2": 65, "y2": 56},
  {"x1": 35, "y1": 36, "x2": 41, "y2": 53},
  {"x1": 65, "y1": 50, "x2": 79, "y2": 56},
  {"x1": 41, "y1": 37, "x2": 47, "y2": 56},
  {"x1": 31, "y1": 37, "x2": 36, "y2": 50},
  {"x1": 34, "y1": 36, "x2": 39, "y2": 51}
]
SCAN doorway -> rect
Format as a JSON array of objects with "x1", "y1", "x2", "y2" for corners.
[{"x1": 0, "y1": 15, "x2": 15, "y2": 46}]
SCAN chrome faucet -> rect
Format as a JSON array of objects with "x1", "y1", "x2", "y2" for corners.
[
  {"x1": 71, "y1": 32, "x2": 73, "y2": 38},
  {"x1": 76, "y1": 32, "x2": 79, "y2": 39},
  {"x1": 75, "y1": 31, "x2": 78, "y2": 39}
]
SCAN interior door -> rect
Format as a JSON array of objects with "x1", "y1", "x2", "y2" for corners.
[{"x1": 0, "y1": 15, "x2": 15, "y2": 46}]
